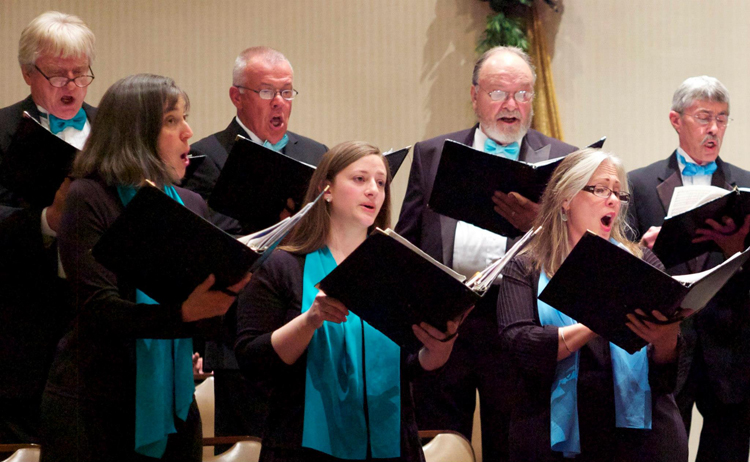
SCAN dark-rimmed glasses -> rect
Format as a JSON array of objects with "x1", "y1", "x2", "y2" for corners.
[
  {"x1": 581, "y1": 184, "x2": 630, "y2": 203},
  {"x1": 34, "y1": 65, "x2": 94, "y2": 88}
]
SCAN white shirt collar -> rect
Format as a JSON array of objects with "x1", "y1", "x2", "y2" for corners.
[{"x1": 234, "y1": 116, "x2": 263, "y2": 144}]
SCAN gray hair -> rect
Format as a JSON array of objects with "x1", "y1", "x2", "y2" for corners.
[
  {"x1": 525, "y1": 148, "x2": 641, "y2": 276},
  {"x1": 671, "y1": 76, "x2": 730, "y2": 114},
  {"x1": 472, "y1": 46, "x2": 536, "y2": 86},
  {"x1": 18, "y1": 11, "x2": 95, "y2": 67},
  {"x1": 232, "y1": 46, "x2": 292, "y2": 86}
]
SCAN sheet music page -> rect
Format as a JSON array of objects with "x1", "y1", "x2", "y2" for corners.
[{"x1": 667, "y1": 185, "x2": 730, "y2": 218}]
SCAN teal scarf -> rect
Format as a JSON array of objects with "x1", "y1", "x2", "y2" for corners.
[
  {"x1": 117, "y1": 185, "x2": 195, "y2": 458},
  {"x1": 301, "y1": 247, "x2": 401, "y2": 459},
  {"x1": 537, "y1": 240, "x2": 651, "y2": 458}
]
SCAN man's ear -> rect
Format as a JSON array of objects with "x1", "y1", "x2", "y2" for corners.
[
  {"x1": 229, "y1": 86, "x2": 242, "y2": 109},
  {"x1": 21, "y1": 65, "x2": 33, "y2": 86},
  {"x1": 668, "y1": 110, "x2": 682, "y2": 133}
]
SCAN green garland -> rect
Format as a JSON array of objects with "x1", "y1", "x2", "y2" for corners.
[{"x1": 477, "y1": 0, "x2": 558, "y2": 53}]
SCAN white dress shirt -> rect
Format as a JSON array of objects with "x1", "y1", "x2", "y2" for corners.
[{"x1": 452, "y1": 127, "x2": 513, "y2": 278}]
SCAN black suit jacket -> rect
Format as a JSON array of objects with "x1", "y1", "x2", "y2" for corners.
[
  {"x1": 0, "y1": 96, "x2": 96, "y2": 401},
  {"x1": 395, "y1": 126, "x2": 577, "y2": 267},
  {"x1": 628, "y1": 151, "x2": 750, "y2": 402},
  {"x1": 181, "y1": 118, "x2": 328, "y2": 234}
]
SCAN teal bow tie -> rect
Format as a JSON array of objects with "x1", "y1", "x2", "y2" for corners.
[
  {"x1": 263, "y1": 134, "x2": 289, "y2": 152},
  {"x1": 45, "y1": 108, "x2": 87, "y2": 134},
  {"x1": 484, "y1": 139, "x2": 520, "y2": 160},
  {"x1": 678, "y1": 153, "x2": 717, "y2": 177}
]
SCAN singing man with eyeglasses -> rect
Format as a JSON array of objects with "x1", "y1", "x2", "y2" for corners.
[
  {"x1": 0, "y1": 11, "x2": 96, "y2": 448},
  {"x1": 628, "y1": 76, "x2": 750, "y2": 462},
  {"x1": 395, "y1": 46, "x2": 577, "y2": 462},
  {"x1": 180, "y1": 46, "x2": 327, "y2": 451},
  {"x1": 182, "y1": 46, "x2": 327, "y2": 235}
]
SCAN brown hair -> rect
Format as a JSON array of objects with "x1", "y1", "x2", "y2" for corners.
[
  {"x1": 282, "y1": 141, "x2": 392, "y2": 254},
  {"x1": 72, "y1": 74, "x2": 189, "y2": 187}
]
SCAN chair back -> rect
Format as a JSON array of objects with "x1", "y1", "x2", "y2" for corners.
[
  {"x1": 421, "y1": 431, "x2": 476, "y2": 462},
  {"x1": 1, "y1": 447, "x2": 40, "y2": 462},
  {"x1": 203, "y1": 438, "x2": 261, "y2": 462},
  {"x1": 195, "y1": 376, "x2": 216, "y2": 458}
]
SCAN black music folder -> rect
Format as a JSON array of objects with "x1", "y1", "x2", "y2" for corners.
[
  {"x1": 653, "y1": 187, "x2": 750, "y2": 268},
  {"x1": 428, "y1": 139, "x2": 563, "y2": 238},
  {"x1": 318, "y1": 227, "x2": 538, "y2": 350},
  {"x1": 539, "y1": 231, "x2": 750, "y2": 353},
  {"x1": 92, "y1": 184, "x2": 325, "y2": 305},
  {"x1": 0, "y1": 111, "x2": 78, "y2": 207},
  {"x1": 587, "y1": 136, "x2": 606, "y2": 149},
  {"x1": 208, "y1": 136, "x2": 409, "y2": 233}
]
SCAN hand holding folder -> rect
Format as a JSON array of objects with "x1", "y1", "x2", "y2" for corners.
[
  {"x1": 92, "y1": 183, "x2": 326, "y2": 306},
  {"x1": 317, "y1": 226, "x2": 539, "y2": 350},
  {"x1": 653, "y1": 185, "x2": 750, "y2": 268},
  {"x1": 539, "y1": 231, "x2": 750, "y2": 353}
]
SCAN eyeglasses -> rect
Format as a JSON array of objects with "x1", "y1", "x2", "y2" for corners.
[
  {"x1": 34, "y1": 65, "x2": 95, "y2": 88},
  {"x1": 233, "y1": 85, "x2": 298, "y2": 101},
  {"x1": 685, "y1": 111, "x2": 731, "y2": 127},
  {"x1": 581, "y1": 184, "x2": 631, "y2": 203},
  {"x1": 476, "y1": 86, "x2": 533, "y2": 103}
]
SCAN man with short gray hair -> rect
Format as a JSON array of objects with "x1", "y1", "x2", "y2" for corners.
[
  {"x1": 396, "y1": 45, "x2": 576, "y2": 462},
  {"x1": 183, "y1": 46, "x2": 327, "y2": 234},
  {"x1": 181, "y1": 47, "x2": 327, "y2": 449},
  {"x1": 628, "y1": 76, "x2": 750, "y2": 462},
  {"x1": 0, "y1": 10, "x2": 97, "y2": 446}
]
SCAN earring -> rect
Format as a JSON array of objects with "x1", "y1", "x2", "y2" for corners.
[
  {"x1": 561, "y1": 210, "x2": 568, "y2": 222},
  {"x1": 325, "y1": 196, "x2": 332, "y2": 203}
]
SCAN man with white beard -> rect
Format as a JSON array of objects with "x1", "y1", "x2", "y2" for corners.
[{"x1": 395, "y1": 46, "x2": 576, "y2": 462}]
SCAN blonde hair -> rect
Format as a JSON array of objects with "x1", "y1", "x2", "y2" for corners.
[
  {"x1": 525, "y1": 148, "x2": 641, "y2": 277},
  {"x1": 18, "y1": 11, "x2": 95, "y2": 67},
  {"x1": 282, "y1": 141, "x2": 392, "y2": 255}
]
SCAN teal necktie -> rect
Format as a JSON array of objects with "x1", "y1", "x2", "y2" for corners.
[
  {"x1": 484, "y1": 139, "x2": 520, "y2": 160},
  {"x1": 263, "y1": 133, "x2": 289, "y2": 151},
  {"x1": 46, "y1": 108, "x2": 86, "y2": 134},
  {"x1": 678, "y1": 153, "x2": 717, "y2": 177}
]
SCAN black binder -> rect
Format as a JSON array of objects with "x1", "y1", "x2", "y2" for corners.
[
  {"x1": 92, "y1": 185, "x2": 259, "y2": 305},
  {"x1": 208, "y1": 136, "x2": 409, "y2": 233},
  {"x1": 653, "y1": 188, "x2": 750, "y2": 268},
  {"x1": 539, "y1": 231, "x2": 750, "y2": 353},
  {"x1": 0, "y1": 112, "x2": 78, "y2": 207},
  {"x1": 429, "y1": 139, "x2": 563, "y2": 237},
  {"x1": 587, "y1": 136, "x2": 606, "y2": 149},
  {"x1": 318, "y1": 230, "x2": 478, "y2": 350}
]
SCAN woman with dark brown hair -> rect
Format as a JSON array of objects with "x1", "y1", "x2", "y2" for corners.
[
  {"x1": 235, "y1": 141, "x2": 460, "y2": 461},
  {"x1": 40, "y1": 74, "x2": 250, "y2": 462}
]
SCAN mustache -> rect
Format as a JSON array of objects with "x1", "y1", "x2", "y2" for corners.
[
  {"x1": 702, "y1": 134, "x2": 719, "y2": 144},
  {"x1": 497, "y1": 110, "x2": 522, "y2": 119}
]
